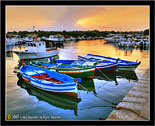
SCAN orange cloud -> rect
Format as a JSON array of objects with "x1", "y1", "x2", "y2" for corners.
[
  {"x1": 76, "y1": 6, "x2": 149, "y2": 31},
  {"x1": 6, "y1": 6, "x2": 66, "y2": 31},
  {"x1": 6, "y1": 6, "x2": 149, "y2": 32}
]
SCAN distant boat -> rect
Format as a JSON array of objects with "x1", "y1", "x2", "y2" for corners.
[
  {"x1": 30, "y1": 61, "x2": 96, "y2": 78},
  {"x1": 118, "y1": 39, "x2": 149, "y2": 48},
  {"x1": 78, "y1": 54, "x2": 141, "y2": 71},
  {"x1": 118, "y1": 41, "x2": 135, "y2": 47},
  {"x1": 6, "y1": 38, "x2": 13, "y2": 47},
  {"x1": 56, "y1": 60, "x2": 118, "y2": 72},
  {"x1": 19, "y1": 65, "x2": 79, "y2": 99},
  {"x1": 22, "y1": 35, "x2": 33, "y2": 42},
  {"x1": 6, "y1": 35, "x2": 24, "y2": 46},
  {"x1": 41, "y1": 35, "x2": 64, "y2": 43},
  {"x1": 104, "y1": 36, "x2": 126, "y2": 43},
  {"x1": 13, "y1": 39, "x2": 59, "y2": 60}
]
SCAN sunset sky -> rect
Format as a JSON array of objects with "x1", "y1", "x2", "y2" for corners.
[{"x1": 6, "y1": 6, "x2": 149, "y2": 32}]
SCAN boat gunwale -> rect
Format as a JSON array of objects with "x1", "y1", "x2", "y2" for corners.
[
  {"x1": 32, "y1": 63, "x2": 96, "y2": 71},
  {"x1": 78, "y1": 55, "x2": 141, "y2": 66},
  {"x1": 19, "y1": 65, "x2": 77, "y2": 86},
  {"x1": 87, "y1": 54, "x2": 141, "y2": 64}
]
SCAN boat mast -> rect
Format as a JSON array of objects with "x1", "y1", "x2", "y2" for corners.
[
  {"x1": 33, "y1": 26, "x2": 35, "y2": 31},
  {"x1": 33, "y1": 26, "x2": 36, "y2": 42}
]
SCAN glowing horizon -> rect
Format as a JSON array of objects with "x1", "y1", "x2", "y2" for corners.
[{"x1": 6, "y1": 6, "x2": 149, "y2": 32}]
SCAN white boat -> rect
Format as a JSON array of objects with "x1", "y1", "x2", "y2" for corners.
[
  {"x1": 118, "y1": 39, "x2": 136, "y2": 47},
  {"x1": 22, "y1": 35, "x2": 33, "y2": 42},
  {"x1": 41, "y1": 35, "x2": 64, "y2": 43},
  {"x1": 104, "y1": 36, "x2": 126, "y2": 43},
  {"x1": 13, "y1": 40, "x2": 59, "y2": 60},
  {"x1": 6, "y1": 37, "x2": 23, "y2": 46},
  {"x1": 6, "y1": 38, "x2": 13, "y2": 46}
]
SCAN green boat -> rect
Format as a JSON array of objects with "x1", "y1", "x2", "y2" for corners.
[{"x1": 30, "y1": 61, "x2": 96, "y2": 78}]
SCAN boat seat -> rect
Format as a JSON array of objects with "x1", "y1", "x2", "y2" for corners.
[
  {"x1": 56, "y1": 81, "x2": 63, "y2": 84},
  {"x1": 33, "y1": 73, "x2": 47, "y2": 79},
  {"x1": 42, "y1": 77, "x2": 53, "y2": 80},
  {"x1": 48, "y1": 78, "x2": 64, "y2": 84},
  {"x1": 35, "y1": 75, "x2": 64, "y2": 84}
]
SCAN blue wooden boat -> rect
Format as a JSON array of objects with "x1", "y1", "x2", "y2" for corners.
[
  {"x1": 19, "y1": 65, "x2": 79, "y2": 99},
  {"x1": 17, "y1": 77, "x2": 81, "y2": 116},
  {"x1": 78, "y1": 54, "x2": 141, "y2": 71},
  {"x1": 56, "y1": 60, "x2": 118, "y2": 72}
]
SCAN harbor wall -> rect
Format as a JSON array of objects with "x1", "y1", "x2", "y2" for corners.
[{"x1": 106, "y1": 68, "x2": 150, "y2": 121}]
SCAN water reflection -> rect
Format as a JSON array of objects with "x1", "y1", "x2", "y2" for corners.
[
  {"x1": 78, "y1": 79, "x2": 96, "y2": 94},
  {"x1": 6, "y1": 46, "x2": 13, "y2": 58},
  {"x1": 105, "y1": 42, "x2": 149, "y2": 51},
  {"x1": 6, "y1": 51, "x2": 13, "y2": 58},
  {"x1": 54, "y1": 43, "x2": 64, "y2": 49},
  {"x1": 94, "y1": 70, "x2": 138, "y2": 84},
  {"x1": 16, "y1": 76, "x2": 81, "y2": 116},
  {"x1": 94, "y1": 71, "x2": 118, "y2": 86},
  {"x1": 116, "y1": 70, "x2": 138, "y2": 81},
  {"x1": 6, "y1": 39, "x2": 149, "y2": 120}
]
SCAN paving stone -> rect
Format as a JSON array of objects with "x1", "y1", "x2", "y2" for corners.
[
  {"x1": 122, "y1": 96, "x2": 146, "y2": 103},
  {"x1": 134, "y1": 84, "x2": 149, "y2": 89},
  {"x1": 116, "y1": 102, "x2": 144, "y2": 113},
  {"x1": 106, "y1": 109, "x2": 146, "y2": 121},
  {"x1": 139, "y1": 93, "x2": 150, "y2": 120},
  {"x1": 130, "y1": 87, "x2": 149, "y2": 93},
  {"x1": 134, "y1": 83, "x2": 149, "y2": 87},
  {"x1": 137, "y1": 80, "x2": 150, "y2": 84},
  {"x1": 127, "y1": 90, "x2": 148, "y2": 98}
]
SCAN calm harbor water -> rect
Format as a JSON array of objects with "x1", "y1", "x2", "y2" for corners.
[{"x1": 6, "y1": 39, "x2": 149, "y2": 121}]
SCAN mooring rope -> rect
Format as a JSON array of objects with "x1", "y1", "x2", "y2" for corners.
[
  {"x1": 98, "y1": 68, "x2": 114, "y2": 81},
  {"x1": 78, "y1": 83, "x2": 118, "y2": 105},
  {"x1": 78, "y1": 105, "x2": 116, "y2": 110}
]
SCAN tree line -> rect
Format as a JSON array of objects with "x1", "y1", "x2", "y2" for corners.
[{"x1": 6, "y1": 29, "x2": 149, "y2": 38}]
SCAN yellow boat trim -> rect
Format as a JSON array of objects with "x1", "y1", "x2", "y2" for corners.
[{"x1": 59, "y1": 69, "x2": 95, "y2": 74}]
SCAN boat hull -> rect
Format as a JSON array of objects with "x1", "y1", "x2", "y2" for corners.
[
  {"x1": 19, "y1": 65, "x2": 78, "y2": 99},
  {"x1": 96, "y1": 64, "x2": 117, "y2": 72},
  {"x1": 56, "y1": 59, "x2": 117, "y2": 73},
  {"x1": 57, "y1": 68, "x2": 95, "y2": 78},
  {"x1": 33, "y1": 65, "x2": 95, "y2": 78},
  {"x1": 117, "y1": 64, "x2": 139, "y2": 71},
  {"x1": 13, "y1": 49, "x2": 58, "y2": 60},
  {"x1": 104, "y1": 38, "x2": 120, "y2": 43},
  {"x1": 78, "y1": 54, "x2": 141, "y2": 71},
  {"x1": 17, "y1": 78, "x2": 80, "y2": 115},
  {"x1": 22, "y1": 75, "x2": 78, "y2": 99},
  {"x1": 20, "y1": 77, "x2": 78, "y2": 100}
]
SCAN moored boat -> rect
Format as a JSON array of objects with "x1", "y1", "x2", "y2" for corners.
[
  {"x1": 17, "y1": 78, "x2": 81, "y2": 116},
  {"x1": 30, "y1": 61, "x2": 96, "y2": 78},
  {"x1": 19, "y1": 65, "x2": 79, "y2": 99},
  {"x1": 13, "y1": 37, "x2": 59, "y2": 60},
  {"x1": 78, "y1": 54, "x2": 141, "y2": 71},
  {"x1": 56, "y1": 60, "x2": 118, "y2": 73},
  {"x1": 41, "y1": 35, "x2": 64, "y2": 43},
  {"x1": 104, "y1": 36, "x2": 126, "y2": 43}
]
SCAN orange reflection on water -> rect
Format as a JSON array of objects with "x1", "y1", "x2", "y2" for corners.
[{"x1": 75, "y1": 39, "x2": 149, "y2": 72}]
